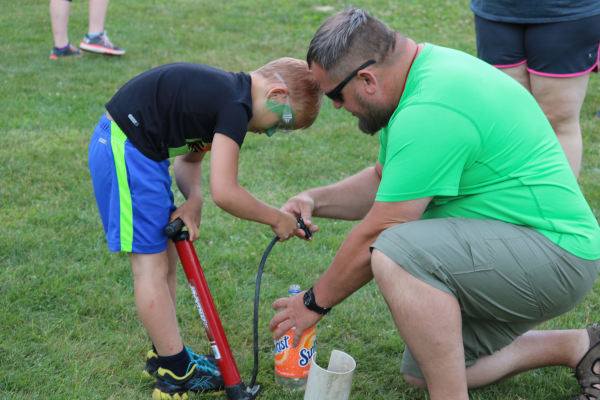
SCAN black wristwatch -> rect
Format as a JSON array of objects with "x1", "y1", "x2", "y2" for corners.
[{"x1": 303, "y1": 287, "x2": 331, "y2": 315}]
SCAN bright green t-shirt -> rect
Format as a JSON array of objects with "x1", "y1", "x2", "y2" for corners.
[{"x1": 377, "y1": 44, "x2": 600, "y2": 260}]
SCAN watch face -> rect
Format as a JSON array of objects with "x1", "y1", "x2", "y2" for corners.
[{"x1": 303, "y1": 291, "x2": 311, "y2": 306}]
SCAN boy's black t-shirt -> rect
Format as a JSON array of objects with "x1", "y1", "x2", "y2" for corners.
[{"x1": 105, "y1": 63, "x2": 253, "y2": 161}]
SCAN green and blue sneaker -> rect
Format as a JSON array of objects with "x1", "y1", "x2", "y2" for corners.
[
  {"x1": 144, "y1": 347, "x2": 219, "y2": 379},
  {"x1": 152, "y1": 359, "x2": 224, "y2": 399}
]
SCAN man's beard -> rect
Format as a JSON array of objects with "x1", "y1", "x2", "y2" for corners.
[{"x1": 355, "y1": 90, "x2": 396, "y2": 135}]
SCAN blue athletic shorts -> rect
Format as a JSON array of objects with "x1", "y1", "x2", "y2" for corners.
[
  {"x1": 474, "y1": 13, "x2": 600, "y2": 77},
  {"x1": 88, "y1": 113, "x2": 175, "y2": 254}
]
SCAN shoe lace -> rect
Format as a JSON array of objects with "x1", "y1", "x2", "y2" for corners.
[
  {"x1": 185, "y1": 347, "x2": 220, "y2": 375},
  {"x1": 99, "y1": 31, "x2": 114, "y2": 48}
]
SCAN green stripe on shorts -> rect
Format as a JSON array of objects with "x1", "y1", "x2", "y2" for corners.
[{"x1": 110, "y1": 121, "x2": 133, "y2": 252}]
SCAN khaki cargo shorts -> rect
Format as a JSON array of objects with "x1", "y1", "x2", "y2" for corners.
[{"x1": 370, "y1": 218, "x2": 600, "y2": 378}]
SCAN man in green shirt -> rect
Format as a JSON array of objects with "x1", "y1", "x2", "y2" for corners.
[{"x1": 269, "y1": 7, "x2": 600, "y2": 400}]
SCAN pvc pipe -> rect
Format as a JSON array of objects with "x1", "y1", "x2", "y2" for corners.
[{"x1": 304, "y1": 350, "x2": 356, "y2": 400}]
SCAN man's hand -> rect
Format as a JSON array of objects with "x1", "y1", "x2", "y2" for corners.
[
  {"x1": 269, "y1": 291, "x2": 323, "y2": 347},
  {"x1": 281, "y1": 193, "x2": 319, "y2": 240},
  {"x1": 170, "y1": 198, "x2": 203, "y2": 241}
]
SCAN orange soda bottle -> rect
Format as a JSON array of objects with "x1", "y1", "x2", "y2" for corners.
[{"x1": 274, "y1": 284, "x2": 317, "y2": 390}]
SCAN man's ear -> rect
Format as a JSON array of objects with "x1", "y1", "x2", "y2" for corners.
[{"x1": 357, "y1": 70, "x2": 377, "y2": 95}]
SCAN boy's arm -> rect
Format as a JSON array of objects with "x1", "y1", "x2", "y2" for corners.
[
  {"x1": 172, "y1": 151, "x2": 205, "y2": 241},
  {"x1": 209, "y1": 133, "x2": 298, "y2": 240}
]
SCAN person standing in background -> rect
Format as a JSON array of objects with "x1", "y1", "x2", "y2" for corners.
[
  {"x1": 49, "y1": 0, "x2": 125, "y2": 59},
  {"x1": 471, "y1": 0, "x2": 600, "y2": 178}
]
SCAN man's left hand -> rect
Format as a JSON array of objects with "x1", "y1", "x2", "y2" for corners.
[{"x1": 269, "y1": 291, "x2": 323, "y2": 347}]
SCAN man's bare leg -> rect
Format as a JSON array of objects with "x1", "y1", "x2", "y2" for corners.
[
  {"x1": 466, "y1": 329, "x2": 590, "y2": 388},
  {"x1": 373, "y1": 245, "x2": 598, "y2": 396},
  {"x1": 371, "y1": 249, "x2": 469, "y2": 400}
]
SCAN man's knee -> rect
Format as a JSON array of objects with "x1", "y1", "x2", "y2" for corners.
[
  {"x1": 371, "y1": 248, "x2": 395, "y2": 279},
  {"x1": 403, "y1": 373, "x2": 426, "y2": 389}
]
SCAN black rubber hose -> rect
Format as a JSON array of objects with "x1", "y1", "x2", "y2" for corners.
[
  {"x1": 248, "y1": 219, "x2": 310, "y2": 389},
  {"x1": 249, "y1": 235, "x2": 279, "y2": 389}
]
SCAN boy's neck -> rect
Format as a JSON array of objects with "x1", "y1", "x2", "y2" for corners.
[
  {"x1": 248, "y1": 72, "x2": 268, "y2": 131},
  {"x1": 249, "y1": 72, "x2": 269, "y2": 105}
]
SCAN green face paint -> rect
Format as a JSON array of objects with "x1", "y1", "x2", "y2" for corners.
[
  {"x1": 264, "y1": 72, "x2": 296, "y2": 137},
  {"x1": 266, "y1": 98, "x2": 294, "y2": 137},
  {"x1": 266, "y1": 99, "x2": 293, "y2": 120}
]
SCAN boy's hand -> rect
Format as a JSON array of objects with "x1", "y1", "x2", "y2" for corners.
[
  {"x1": 170, "y1": 198, "x2": 203, "y2": 241},
  {"x1": 281, "y1": 193, "x2": 319, "y2": 240},
  {"x1": 272, "y1": 210, "x2": 298, "y2": 242}
]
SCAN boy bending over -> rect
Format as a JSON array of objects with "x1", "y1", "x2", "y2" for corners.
[{"x1": 88, "y1": 57, "x2": 322, "y2": 399}]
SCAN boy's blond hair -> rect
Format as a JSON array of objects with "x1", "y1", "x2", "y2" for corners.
[{"x1": 255, "y1": 57, "x2": 323, "y2": 129}]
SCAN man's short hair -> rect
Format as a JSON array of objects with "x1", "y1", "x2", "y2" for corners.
[{"x1": 307, "y1": 7, "x2": 399, "y2": 79}]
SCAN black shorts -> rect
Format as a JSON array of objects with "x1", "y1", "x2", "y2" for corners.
[{"x1": 474, "y1": 13, "x2": 600, "y2": 77}]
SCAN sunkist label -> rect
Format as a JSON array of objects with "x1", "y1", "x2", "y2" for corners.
[{"x1": 274, "y1": 325, "x2": 316, "y2": 378}]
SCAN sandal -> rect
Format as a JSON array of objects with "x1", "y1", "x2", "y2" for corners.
[{"x1": 568, "y1": 324, "x2": 600, "y2": 400}]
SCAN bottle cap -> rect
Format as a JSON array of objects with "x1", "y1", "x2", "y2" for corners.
[{"x1": 288, "y1": 284, "x2": 301, "y2": 295}]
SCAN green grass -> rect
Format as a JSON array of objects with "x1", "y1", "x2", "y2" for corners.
[{"x1": 1, "y1": 1, "x2": 599, "y2": 399}]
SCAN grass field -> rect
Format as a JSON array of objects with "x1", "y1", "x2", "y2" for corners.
[{"x1": 1, "y1": 1, "x2": 599, "y2": 399}]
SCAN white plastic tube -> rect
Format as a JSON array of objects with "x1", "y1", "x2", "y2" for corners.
[{"x1": 303, "y1": 350, "x2": 356, "y2": 400}]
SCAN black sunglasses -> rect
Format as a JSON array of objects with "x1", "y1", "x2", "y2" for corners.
[{"x1": 325, "y1": 59, "x2": 376, "y2": 103}]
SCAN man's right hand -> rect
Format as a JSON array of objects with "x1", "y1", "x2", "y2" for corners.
[{"x1": 281, "y1": 193, "x2": 319, "y2": 239}]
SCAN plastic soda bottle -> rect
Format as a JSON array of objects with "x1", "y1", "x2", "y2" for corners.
[{"x1": 274, "y1": 284, "x2": 317, "y2": 390}]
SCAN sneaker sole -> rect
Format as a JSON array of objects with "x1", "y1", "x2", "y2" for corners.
[
  {"x1": 152, "y1": 388, "x2": 188, "y2": 400},
  {"x1": 49, "y1": 53, "x2": 83, "y2": 60},
  {"x1": 79, "y1": 42, "x2": 125, "y2": 55},
  {"x1": 143, "y1": 369, "x2": 156, "y2": 379}
]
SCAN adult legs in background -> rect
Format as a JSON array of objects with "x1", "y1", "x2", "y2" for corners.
[
  {"x1": 49, "y1": 0, "x2": 124, "y2": 56},
  {"x1": 473, "y1": 14, "x2": 600, "y2": 179},
  {"x1": 79, "y1": 0, "x2": 125, "y2": 56},
  {"x1": 500, "y1": 64, "x2": 531, "y2": 91},
  {"x1": 529, "y1": 73, "x2": 590, "y2": 177},
  {"x1": 49, "y1": 0, "x2": 71, "y2": 48},
  {"x1": 88, "y1": 0, "x2": 110, "y2": 35},
  {"x1": 503, "y1": 64, "x2": 590, "y2": 177}
]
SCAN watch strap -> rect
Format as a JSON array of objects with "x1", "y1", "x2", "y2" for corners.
[{"x1": 303, "y1": 287, "x2": 331, "y2": 315}]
